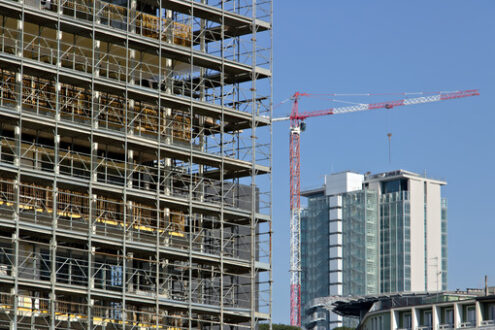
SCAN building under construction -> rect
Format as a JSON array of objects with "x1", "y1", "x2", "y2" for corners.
[{"x1": 0, "y1": 0, "x2": 272, "y2": 328}]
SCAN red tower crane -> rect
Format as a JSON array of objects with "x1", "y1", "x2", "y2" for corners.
[{"x1": 273, "y1": 89, "x2": 480, "y2": 326}]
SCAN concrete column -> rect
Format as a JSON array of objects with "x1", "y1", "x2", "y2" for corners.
[
  {"x1": 127, "y1": 200, "x2": 134, "y2": 242},
  {"x1": 432, "y1": 305, "x2": 439, "y2": 330},
  {"x1": 16, "y1": 20, "x2": 23, "y2": 57},
  {"x1": 91, "y1": 195, "x2": 97, "y2": 236},
  {"x1": 128, "y1": 50, "x2": 135, "y2": 85},
  {"x1": 94, "y1": 40, "x2": 100, "y2": 78},
  {"x1": 476, "y1": 301, "x2": 483, "y2": 327},
  {"x1": 54, "y1": 135, "x2": 60, "y2": 175},
  {"x1": 127, "y1": 149, "x2": 133, "y2": 188},
  {"x1": 89, "y1": 246, "x2": 95, "y2": 289},
  {"x1": 390, "y1": 310, "x2": 398, "y2": 330},
  {"x1": 454, "y1": 303, "x2": 461, "y2": 328},
  {"x1": 129, "y1": 0, "x2": 137, "y2": 34},
  {"x1": 56, "y1": 31, "x2": 63, "y2": 68},
  {"x1": 128, "y1": 99, "x2": 135, "y2": 134},
  {"x1": 15, "y1": 72, "x2": 22, "y2": 112},
  {"x1": 411, "y1": 307, "x2": 418, "y2": 329},
  {"x1": 13, "y1": 126, "x2": 20, "y2": 167},
  {"x1": 93, "y1": 91, "x2": 100, "y2": 130},
  {"x1": 92, "y1": 142, "x2": 98, "y2": 182},
  {"x1": 50, "y1": 237, "x2": 57, "y2": 283}
]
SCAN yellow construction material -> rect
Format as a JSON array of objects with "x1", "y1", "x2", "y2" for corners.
[
  {"x1": 0, "y1": 179, "x2": 185, "y2": 237},
  {"x1": 53, "y1": 0, "x2": 192, "y2": 47},
  {"x1": 0, "y1": 296, "x2": 179, "y2": 328},
  {"x1": 3, "y1": 68, "x2": 193, "y2": 142},
  {"x1": 136, "y1": 12, "x2": 192, "y2": 47}
]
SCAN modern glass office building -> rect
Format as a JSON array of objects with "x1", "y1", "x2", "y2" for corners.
[{"x1": 302, "y1": 170, "x2": 447, "y2": 329}]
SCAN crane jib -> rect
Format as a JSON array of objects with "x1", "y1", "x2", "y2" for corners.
[{"x1": 284, "y1": 88, "x2": 479, "y2": 327}]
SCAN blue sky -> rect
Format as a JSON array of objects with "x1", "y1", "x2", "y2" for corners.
[{"x1": 270, "y1": 0, "x2": 495, "y2": 324}]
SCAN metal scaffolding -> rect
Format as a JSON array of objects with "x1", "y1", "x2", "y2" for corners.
[{"x1": 0, "y1": 0, "x2": 272, "y2": 328}]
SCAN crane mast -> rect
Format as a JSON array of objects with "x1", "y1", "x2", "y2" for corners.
[
  {"x1": 289, "y1": 96, "x2": 302, "y2": 326},
  {"x1": 279, "y1": 89, "x2": 479, "y2": 327}
]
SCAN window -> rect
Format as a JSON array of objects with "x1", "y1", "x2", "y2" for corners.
[
  {"x1": 489, "y1": 304, "x2": 495, "y2": 321},
  {"x1": 444, "y1": 308, "x2": 453, "y2": 325},
  {"x1": 467, "y1": 306, "x2": 476, "y2": 324},
  {"x1": 382, "y1": 179, "x2": 408, "y2": 194},
  {"x1": 403, "y1": 313, "x2": 412, "y2": 329},
  {"x1": 424, "y1": 310, "x2": 432, "y2": 326}
]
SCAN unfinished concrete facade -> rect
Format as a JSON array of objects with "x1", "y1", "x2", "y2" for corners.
[{"x1": 0, "y1": 0, "x2": 272, "y2": 328}]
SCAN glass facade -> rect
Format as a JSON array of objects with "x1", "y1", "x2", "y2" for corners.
[
  {"x1": 301, "y1": 192, "x2": 330, "y2": 311},
  {"x1": 342, "y1": 190, "x2": 379, "y2": 296},
  {"x1": 380, "y1": 189, "x2": 411, "y2": 293}
]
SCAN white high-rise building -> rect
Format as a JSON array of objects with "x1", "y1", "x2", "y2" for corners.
[{"x1": 302, "y1": 170, "x2": 448, "y2": 329}]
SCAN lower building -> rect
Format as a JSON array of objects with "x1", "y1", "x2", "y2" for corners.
[{"x1": 330, "y1": 288, "x2": 495, "y2": 330}]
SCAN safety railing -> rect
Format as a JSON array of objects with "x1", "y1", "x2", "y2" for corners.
[
  {"x1": 191, "y1": 0, "x2": 271, "y2": 21},
  {"x1": 0, "y1": 136, "x2": 265, "y2": 211},
  {"x1": 3, "y1": 0, "x2": 272, "y2": 70},
  {"x1": 200, "y1": 28, "x2": 271, "y2": 70},
  {"x1": 0, "y1": 68, "x2": 269, "y2": 159},
  {"x1": 0, "y1": 241, "x2": 258, "y2": 309},
  {"x1": 0, "y1": 291, "x2": 233, "y2": 329},
  {"x1": 0, "y1": 82, "x2": 270, "y2": 169},
  {"x1": 0, "y1": 178, "x2": 266, "y2": 262},
  {"x1": 37, "y1": 0, "x2": 193, "y2": 47},
  {"x1": 0, "y1": 24, "x2": 268, "y2": 114}
]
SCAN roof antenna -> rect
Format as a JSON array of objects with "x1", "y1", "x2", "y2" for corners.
[
  {"x1": 387, "y1": 133, "x2": 392, "y2": 164},
  {"x1": 485, "y1": 275, "x2": 488, "y2": 296}
]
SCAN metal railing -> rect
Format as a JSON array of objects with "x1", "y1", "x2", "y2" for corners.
[{"x1": 0, "y1": 69, "x2": 270, "y2": 166}]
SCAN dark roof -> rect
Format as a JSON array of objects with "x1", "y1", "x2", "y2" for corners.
[
  {"x1": 301, "y1": 187, "x2": 325, "y2": 197},
  {"x1": 476, "y1": 294, "x2": 495, "y2": 302},
  {"x1": 331, "y1": 292, "x2": 478, "y2": 317}
]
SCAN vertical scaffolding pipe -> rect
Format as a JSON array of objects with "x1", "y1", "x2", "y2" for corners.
[
  {"x1": 120, "y1": 0, "x2": 134, "y2": 324},
  {"x1": 269, "y1": 0, "x2": 273, "y2": 327},
  {"x1": 155, "y1": 0, "x2": 164, "y2": 327},
  {"x1": 188, "y1": 3, "x2": 195, "y2": 328},
  {"x1": 250, "y1": 0, "x2": 258, "y2": 328},
  {"x1": 219, "y1": 0, "x2": 226, "y2": 326},
  {"x1": 11, "y1": 8, "x2": 25, "y2": 328},
  {"x1": 88, "y1": 0, "x2": 100, "y2": 326}
]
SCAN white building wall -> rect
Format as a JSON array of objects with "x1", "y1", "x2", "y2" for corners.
[
  {"x1": 426, "y1": 182, "x2": 443, "y2": 291},
  {"x1": 328, "y1": 194, "x2": 343, "y2": 307},
  {"x1": 325, "y1": 172, "x2": 364, "y2": 196},
  {"x1": 325, "y1": 175, "x2": 363, "y2": 330},
  {"x1": 408, "y1": 178, "x2": 426, "y2": 292}
]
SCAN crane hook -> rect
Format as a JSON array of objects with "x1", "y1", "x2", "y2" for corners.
[{"x1": 387, "y1": 133, "x2": 392, "y2": 164}]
